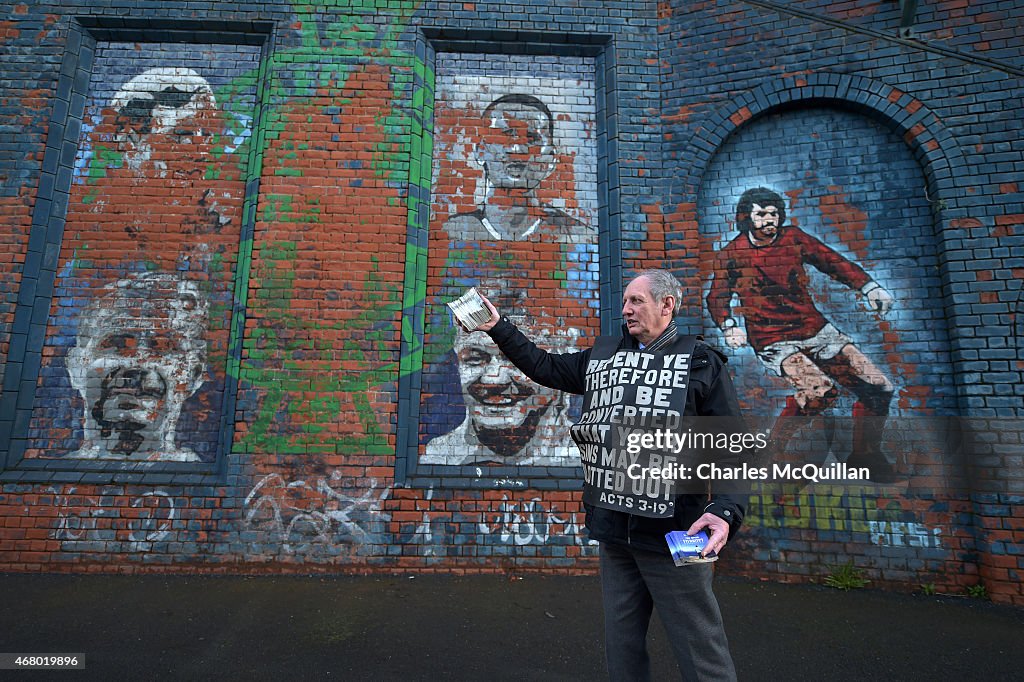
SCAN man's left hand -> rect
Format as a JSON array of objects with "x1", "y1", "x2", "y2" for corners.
[{"x1": 687, "y1": 512, "x2": 730, "y2": 558}]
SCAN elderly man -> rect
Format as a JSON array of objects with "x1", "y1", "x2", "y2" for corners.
[
  {"x1": 66, "y1": 272, "x2": 209, "y2": 462},
  {"x1": 464, "y1": 269, "x2": 743, "y2": 681}
]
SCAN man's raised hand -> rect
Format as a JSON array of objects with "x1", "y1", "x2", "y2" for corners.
[{"x1": 461, "y1": 294, "x2": 500, "y2": 333}]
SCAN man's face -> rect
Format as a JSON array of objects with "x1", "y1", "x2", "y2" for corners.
[
  {"x1": 70, "y1": 292, "x2": 204, "y2": 454},
  {"x1": 622, "y1": 276, "x2": 674, "y2": 346},
  {"x1": 479, "y1": 102, "x2": 555, "y2": 190},
  {"x1": 110, "y1": 67, "x2": 219, "y2": 170},
  {"x1": 455, "y1": 332, "x2": 560, "y2": 431},
  {"x1": 749, "y1": 202, "x2": 782, "y2": 242}
]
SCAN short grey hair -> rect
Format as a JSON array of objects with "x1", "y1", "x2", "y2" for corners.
[{"x1": 635, "y1": 269, "x2": 682, "y2": 314}]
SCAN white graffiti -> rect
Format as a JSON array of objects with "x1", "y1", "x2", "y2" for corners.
[
  {"x1": 52, "y1": 486, "x2": 176, "y2": 551},
  {"x1": 490, "y1": 477, "x2": 527, "y2": 488},
  {"x1": 869, "y1": 520, "x2": 943, "y2": 548},
  {"x1": 412, "y1": 488, "x2": 440, "y2": 557},
  {"x1": 478, "y1": 495, "x2": 595, "y2": 547},
  {"x1": 52, "y1": 488, "x2": 99, "y2": 541},
  {"x1": 128, "y1": 492, "x2": 176, "y2": 543},
  {"x1": 51, "y1": 481, "x2": 596, "y2": 558},
  {"x1": 242, "y1": 471, "x2": 391, "y2": 553}
]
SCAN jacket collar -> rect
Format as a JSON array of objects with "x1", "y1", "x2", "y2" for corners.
[{"x1": 621, "y1": 319, "x2": 679, "y2": 351}]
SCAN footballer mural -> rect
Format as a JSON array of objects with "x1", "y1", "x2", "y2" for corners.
[
  {"x1": 24, "y1": 44, "x2": 259, "y2": 463},
  {"x1": 706, "y1": 187, "x2": 897, "y2": 480},
  {"x1": 417, "y1": 53, "x2": 600, "y2": 473}
]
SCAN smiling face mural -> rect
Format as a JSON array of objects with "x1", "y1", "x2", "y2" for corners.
[{"x1": 423, "y1": 312, "x2": 580, "y2": 467}]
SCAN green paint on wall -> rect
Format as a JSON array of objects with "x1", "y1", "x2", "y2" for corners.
[{"x1": 219, "y1": 0, "x2": 435, "y2": 451}]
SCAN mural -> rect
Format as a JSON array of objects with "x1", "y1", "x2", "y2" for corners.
[
  {"x1": 442, "y1": 93, "x2": 586, "y2": 242},
  {"x1": 706, "y1": 187, "x2": 897, "y2": 480},
  {"x1": 696, "y1": 105, "x2": 965, "y2": 580},
  {"x1": 1, "y1": 0, "x2": 1013, "y2": 604},
  {"x1": 65, "y1": 272, "x2": 209, "y2": 461},
  {"x1": 107, "y1": 67, "x2": 220, "y2": 175},
  {"x1": 24, "y1": 43, "x2": 259, "y2": 463},
  {"x1": 417, "y1": 53, "x2": 600, "y2": 473},
  {"x1": 422, "y1": 300, "x2": 581, "y2": 466}
]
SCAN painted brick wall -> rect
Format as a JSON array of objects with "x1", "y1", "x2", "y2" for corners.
[
  {"x1": 660, "y1": 0, "x2": 1023, "y2": 603},
  {"x1": 0, "y1": 1, "x2": 1021, "y2": 605}
]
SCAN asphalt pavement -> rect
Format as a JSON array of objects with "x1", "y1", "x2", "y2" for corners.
[{"x1": 2, "y1": 571, "x2": 1022, "y2": 680}]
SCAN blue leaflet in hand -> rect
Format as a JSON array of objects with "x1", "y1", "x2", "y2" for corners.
[{"x1": 665, "y1": 530, "x2": 718, "y2": 566}]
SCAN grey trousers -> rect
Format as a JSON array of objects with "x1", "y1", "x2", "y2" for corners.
[{"x1": 600, "y1": 541, "x2": 738, "y2": 682}]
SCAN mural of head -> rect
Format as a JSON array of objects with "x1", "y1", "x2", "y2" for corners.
[
  {"x1": 478, "y1": 94, "x2": 557, "y2": 191},
  {"x1": 452, "y1": 290, "x2": 579, "y2": 458},
  {"x1": 110, "y1": 67, "x2": 218, "y2": 170},
  {"x1": 66, "y1": 272, "x2": 209, "y2": 461},
  {"x1": 735, "y1": 187, "x2": 787, "y2": 239}
]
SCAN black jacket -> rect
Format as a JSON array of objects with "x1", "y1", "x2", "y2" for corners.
[{"x1": 487, "y1": 317, "x2": 747, "y2": 553}]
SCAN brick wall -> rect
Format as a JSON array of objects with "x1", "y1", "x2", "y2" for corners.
[
  {"x1": 0, "y1": 1, "x2": 1021, "y2": 604},
  {"x1": 660, "y1": 0, "x2": 1023, "y2": 603}
]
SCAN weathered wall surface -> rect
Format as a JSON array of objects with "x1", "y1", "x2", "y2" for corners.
[{"x1": 1, "y1": 1, "x2": 1021, "y2": 604}]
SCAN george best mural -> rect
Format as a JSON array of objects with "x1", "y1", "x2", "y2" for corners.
[
  {"x1": 705, "y1": 187, "x2": 897, "y2": 481},
  {"x1": 420, "y1": 54, "x2": 600, "y2": 473}
]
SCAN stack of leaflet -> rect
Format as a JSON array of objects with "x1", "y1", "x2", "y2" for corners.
[{"x1": 447, "y1": 287, "x2": 492, "y2": 330}]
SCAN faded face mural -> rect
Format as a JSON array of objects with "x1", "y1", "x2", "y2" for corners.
[
  {"x1": 19, "y1": 44, "x2": 260, "y2": 465},
  {"x1": 436, "y1": 78, "x2": 598, "y2": 243},
  {"x1": 66, "y1": 272, "x2": 209, "y2": 461},
  {"x1": 478, "y1": 95, "x2": 557, "y2": 192},
  {"x1": 110, "y1": 67, "x2": 218, "y2": 173}
]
